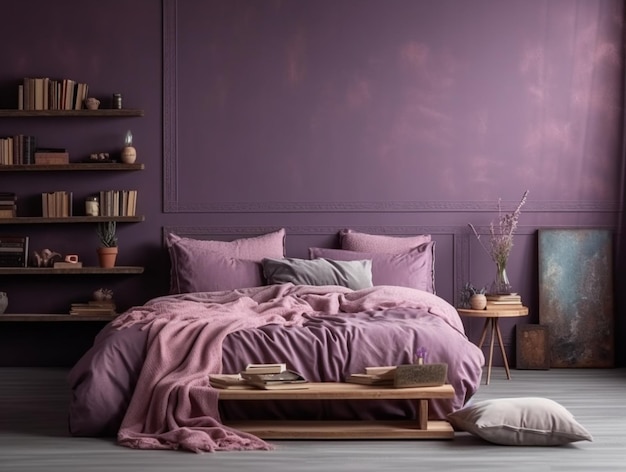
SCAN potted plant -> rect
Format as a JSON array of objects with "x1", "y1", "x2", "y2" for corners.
[
  {"x1": 96, "y1": 221, "x2": 118, "y2": 268},
  {"x1": 460, "y1": 282, "x2": 487, "y2": 310}
]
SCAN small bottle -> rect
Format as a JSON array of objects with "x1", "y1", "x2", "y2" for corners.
[
  {"x1": 112, "y1": 93, "x2": 122, "y2": 109},
  {"x1": 85, "y1": 196, "x2": 99, "y2": 216}
]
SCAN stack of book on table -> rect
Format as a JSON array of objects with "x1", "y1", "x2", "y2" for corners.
[
  {"x1": 69, "y1": 301, "x2": 116, "y2": 316},
  {"x1": 485, "y1": 293, "x2": 523, "y2": 310},
  {"x1": 209, "y1": 363, "x2": 309, "y2": 390},
  {"x1": 346, "y1": 366, "x2": 396, "y2": 386},
  {"x1": 347, "y1": 363, "x2": 448, "y2": 388}
]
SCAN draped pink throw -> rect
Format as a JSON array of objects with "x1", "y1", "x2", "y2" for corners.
[{"x1": 113, "y1": 283, "x2": 465, "y2": 453}]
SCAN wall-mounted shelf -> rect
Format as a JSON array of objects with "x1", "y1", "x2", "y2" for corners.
[
  {"x1": 0, "y1": 216, "x2": 144, "y2": 224},
  {"x1": 0, "y1": 101, "x2": 145, "y2": 325},
  {"x1": 0, "y1": 109, "x2": 144, "y2": 117},
  {"x1": 0, "y1": 267, "x2": 144, "y2": 275},
  {"x1": 0, "y1": 163, "x2": 144, "y2": 171}
]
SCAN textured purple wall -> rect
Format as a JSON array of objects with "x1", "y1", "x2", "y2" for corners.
[{"x1": 0, "y1": 0, "x2": 623, "y2": 366}]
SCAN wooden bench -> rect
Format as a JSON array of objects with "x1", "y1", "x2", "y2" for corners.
[{"x1": 218, "y1": 382, "x2": 455, "y2": 439}]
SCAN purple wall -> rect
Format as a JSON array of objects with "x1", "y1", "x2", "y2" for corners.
[{"x1": 0, "y1": 0, "x2": 623, "y2": 366}]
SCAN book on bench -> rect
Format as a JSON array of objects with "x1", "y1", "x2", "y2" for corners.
[{"x1": 240, "y1": 370, "x2": 309, "y2": 390}]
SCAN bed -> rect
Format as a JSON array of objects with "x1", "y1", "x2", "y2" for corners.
[{"x1": 67, "y1": 228, "x2": 485, "y2": 453}]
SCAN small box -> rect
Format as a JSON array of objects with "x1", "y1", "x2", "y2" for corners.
[
  {"x1": 34, "y1": 152, "x2": 70, "y2": 165},
  {"x1": 516, "y1": 324, "x2": 550, "y2": 370},
  {"x1": 393, "y1": 363, "x2": 448, "y2": 388}
]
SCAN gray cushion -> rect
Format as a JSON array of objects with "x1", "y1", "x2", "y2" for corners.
[
  {"x1": 262, "y1": 257, "x2": 373, "y2": 290},
  {"x1": 447, "y1": 397, "x2": 593, "y2": 446}
]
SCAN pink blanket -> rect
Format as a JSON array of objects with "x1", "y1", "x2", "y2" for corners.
[{"x1": 114, "y1": 283, "x2": 466, "y2": 453}]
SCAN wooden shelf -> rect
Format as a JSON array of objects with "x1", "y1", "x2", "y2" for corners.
[
  {"x1": 0, "y1": 266, "x2": 144, "y2": 275},
  {"x1": 0, "y1": 216, "x2": 144, "y2": 224},
  {"x1": 0, "y1": 163, "x2": 144, "y2": 171},
  {"x1": 0, "y1": 314, "x2": 118, "y2": 322},
  {"x1": 0, "y1": 109, "x2": 144, "y2": 117}
]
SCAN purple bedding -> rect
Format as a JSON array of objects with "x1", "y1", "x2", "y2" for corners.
[{"x1": 68, "y1": 284, "x2": 484, "y2": 442}]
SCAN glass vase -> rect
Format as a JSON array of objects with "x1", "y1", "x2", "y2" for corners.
[{"x1": 491, "y1": 261, "x2": 512, "y2": 294}]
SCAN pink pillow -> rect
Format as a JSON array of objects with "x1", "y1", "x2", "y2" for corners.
[
  {"x1": 166, "y1": 229, "x2": 285, "y2": 294},
  {"x1": 340, "y1": 229, "x2": 431, "y2": 253},
  {"x1": 309, "y1": 242, "x2": 436, "y2": 293}
]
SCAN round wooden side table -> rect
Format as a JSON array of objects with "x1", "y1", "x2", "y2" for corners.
[{"x1": 457, "y1": 307, "x2": 529, "y2": 385}]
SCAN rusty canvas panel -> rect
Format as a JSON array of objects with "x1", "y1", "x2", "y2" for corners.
[
  {"x1": 538, "y1": 229, "x2": 614, "y2": 368},
  {"x1": 516, "y1": 324, "x2": 550, "y2": 370}
]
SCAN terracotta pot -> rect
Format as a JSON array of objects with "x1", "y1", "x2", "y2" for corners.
[
  {"x1": 469, "y1": 294, "x2": 487, "y2": 310},
  {"x1": 97, "y1": 247, "x2": 118, "y2": 268}
]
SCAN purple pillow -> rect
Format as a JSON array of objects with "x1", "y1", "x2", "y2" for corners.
[
  {"x1": 166, "y1": 229, "x2": 285, "y2": 294},
  {"x1": 340, "y1": 229, "x2": 431, "y2": 253},
  {"x1": 309, "y1": 242, "x2": 436, "y2": 293},
  {"x1": 169, "y1": 249, "x2": 264, "y2": 293}
]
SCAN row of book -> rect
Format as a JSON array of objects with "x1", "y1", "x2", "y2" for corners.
[
  {"x1": 98, "y1": 190, "x2": 138, "y2": 217},
  {"x1": 42, "y1": 191, "x2": 73, "y2": 218},
  {"x1": 209, "y1": 363, "x2": 309, "y2": 391},
  {"x1": 0, "y1": 135, "x2": 37, "y2": 165},
  {"x1": 41, "y1": 190, "x2": 139, "y2": 218},
  {"x1": 19, "y1": 77, "x2": 89, "y2": 111},
  {"x1": 0, "y1": 192, "x2": 17, "y2": 218},
  {"x1": 0, "y1": 236, "x2": 28, "y2": 268}
]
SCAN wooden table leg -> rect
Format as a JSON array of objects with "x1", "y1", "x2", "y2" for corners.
[
  {"x1": 486, "y1": 318, "x2": 496, "y2": 385},
  {"x1": 494, "y1": 318, "x2": 511, "y2": 379},
  {"x1": 477, "y1": 318, "x2": 490, "y2": 348}
]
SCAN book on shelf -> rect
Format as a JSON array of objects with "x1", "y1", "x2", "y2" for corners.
[
  {"x1": 97, "y1": 189, "x2": 137, "y2": 217},
  {"x1": 19, "y1": 77, "x2": 89, "y2": 110},
  {"x1": 241, "y1": 363, "x2": 287, "y2": 375},
  {"x1": 53, "y1": 261, "x2": 83, "y2": 268},
  {"x1": 0, "y1": 236, "x2": 29, "y2": 267},
  {"x1": 240, "y1": 370, "x2": 309, "y2": 390},
  {"x1": 41, "y1": 191, "x2": 72, "y2": 217},
  {"x1": 69, "y1": 301, "x2": 116, "y2": 316}
]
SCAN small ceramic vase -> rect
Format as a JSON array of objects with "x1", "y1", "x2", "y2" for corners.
[
  {"x1": 469, "y1": 294, "x2": 487, "y2": 310},
  {"x1": 121, "y1": 146, "x2": 137, "y2": 164},
  {"x1": 84, "y1": 97, "x2": 100, "y2": 110}
]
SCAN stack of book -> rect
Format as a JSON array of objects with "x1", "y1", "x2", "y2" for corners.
[
  {"x1": 346, "y1": 366, "x2": 396, "y2": 386},
  {"x1": 0, "y1": 192, "x2": 17, "y2": 218},
  {"x1": 69, "y1": 301, "x2": 116, "y2": 316},
  {"x1": 486, "y1": 293, "x2": 523, "y2": 310},
  {"x1": 0, "y1": 236, "x2": 29, "y2": 267},
  {"x1": 209, "y1": 363, "x2": 309, "y2": 390},
  {"x1": 347, "y1": 363, "x2": 448, "y2": 388}
]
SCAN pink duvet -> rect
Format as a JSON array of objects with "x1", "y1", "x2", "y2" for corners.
[{"x1": 67, "y1": 283, "x2": 484, "y2": 452}]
